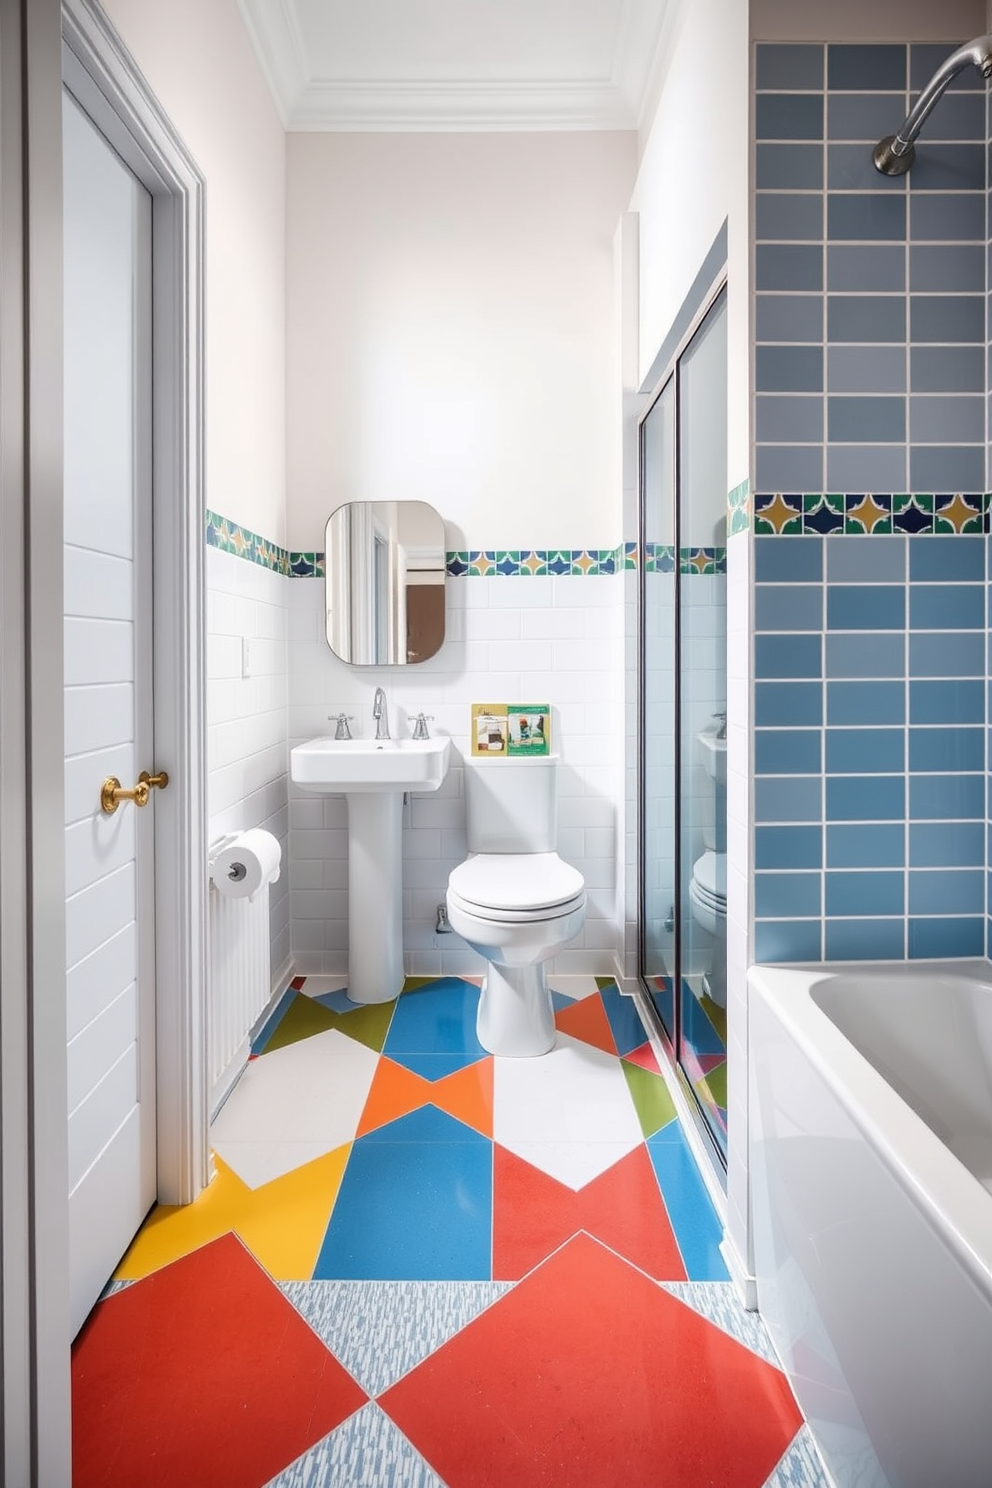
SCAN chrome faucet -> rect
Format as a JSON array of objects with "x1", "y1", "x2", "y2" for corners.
[
  {"x1": 330, "y1": 712, "x2": 353, "y2": 740},
  {"x1": 372, "y1": 686, "x2": 390, "y2": 740},
  {"x1": 412, "y1": 712, "x2": 432, "y2": 740}
]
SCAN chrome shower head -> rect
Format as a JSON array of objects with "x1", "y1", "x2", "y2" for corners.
[{"x1": 873, "y1": 34, "x2": 992, "y2": 175}]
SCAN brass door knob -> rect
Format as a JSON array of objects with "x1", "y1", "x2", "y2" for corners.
[
  {"x1": 101, "y1": 776, "x2": 150, "y2": 814},
  {"x1": 139, "y1": 769, "x2": 169, "y2": 792}
]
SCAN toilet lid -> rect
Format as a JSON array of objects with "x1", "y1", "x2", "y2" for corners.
[
  {"x1": 693, "y1": 850, "x2": 726, "y2": 901},
  {"x1": 449, "y1": 852, "x2": 585, "y2": 914}
]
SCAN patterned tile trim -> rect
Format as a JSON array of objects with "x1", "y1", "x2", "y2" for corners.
[
  {"x1": 445, "y1": 548, "x2": 624, "y2": 576},
  {"x1": 205, "y1": 510, "x2": 327, "y2": 578},
  {"x1": 753, "y1": 492, "x2": 990, "y2": 536},
  {"x1": 728, "y1": 478, "x2": 751, "y2": 537}
]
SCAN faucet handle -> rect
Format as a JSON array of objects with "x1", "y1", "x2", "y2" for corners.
[
  {"x1": 330, "y1": 712, "x2": 354, "y2": 740},
  {"x1": 412, "y1": 712, "x2": 433, "y2": 740}
]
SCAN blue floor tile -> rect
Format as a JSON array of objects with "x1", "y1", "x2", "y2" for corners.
[
  {"x1": 315, "y1": 1107, "x2": 492, "y2": 1281},
  {"x1": 599, "y1": 982, "x2": 650, "y2": 1055},
  {"x1": 382, "y1": 978, "x2": 486, "y2": 1074},
  {"x1": 647, "y1": 1121, "x2": 729, "y2": 1281}
]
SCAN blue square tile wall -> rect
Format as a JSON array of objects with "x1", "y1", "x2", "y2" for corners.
[
  {"x1": 753, "y1": 40, "x2": 989, "y2": 494},
  {"x1": 752, "y1": 535, "x2": 989, "y2": 962}
]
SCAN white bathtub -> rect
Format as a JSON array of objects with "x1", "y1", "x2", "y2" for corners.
[{"x1": 748, "y1": 959, "x2": 992, "y2": 1488}]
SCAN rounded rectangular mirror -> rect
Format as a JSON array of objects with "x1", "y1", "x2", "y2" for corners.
[{"x1": 325, "y1": 500, "x2": 445, "y2": 665}]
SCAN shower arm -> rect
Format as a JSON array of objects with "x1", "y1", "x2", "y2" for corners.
[{"x1": 873, "y1": 34, "x2": 992, "y2": 175}]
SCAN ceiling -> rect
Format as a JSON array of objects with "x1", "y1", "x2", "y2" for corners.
[{"x1": 236, "y1": 0, "x2": 675, "y2": 131}]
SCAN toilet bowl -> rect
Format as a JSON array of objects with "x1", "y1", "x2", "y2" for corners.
[
  {"x1": 446, "y1": 755, "x2": 586, "y2": 1057},
  {"x1": 688, "y1": 849, "x2": 727, "y2": 1008}
]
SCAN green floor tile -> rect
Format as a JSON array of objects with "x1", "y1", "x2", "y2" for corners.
[
  {"x1": 622, "y1": 1058, "x2": 677, "y2": 1138},
  {"x1": 696, "y1": 1059, "x2": 726, "y2": 1112},
  {"x1": 259, "y1": 992, "x2": 395, "y2": 1055}
]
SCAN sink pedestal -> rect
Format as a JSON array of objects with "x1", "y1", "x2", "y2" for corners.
[{"x1": 346, "y1": 792, "x2": 404, "y2": 1004}]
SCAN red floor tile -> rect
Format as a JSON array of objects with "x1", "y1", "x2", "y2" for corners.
[
  {"x1": 72, "y1": 1234, "x2": 366, "y2": 1488},
  {"x1": 493, "y1": 1142, "x2": 687, "y2": 1281},
  {"x1": 381, "y1": 1233, "x2": 802, "y2": 1488}
]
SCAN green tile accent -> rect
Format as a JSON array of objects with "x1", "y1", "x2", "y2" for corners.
[
  {"x1": 622, "y1": 1058, "x2": 677, "y2": 1139},
  {"x1": 753, "y1": 492, "x2": 991, "y2": 535},
  {"x1": 256, "y1": 990, "x2": 396, "y2": 1055}
]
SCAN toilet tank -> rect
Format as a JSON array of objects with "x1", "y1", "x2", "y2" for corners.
[{"x1": 464, "y1": 753, "x2": 558, "y2": 853}]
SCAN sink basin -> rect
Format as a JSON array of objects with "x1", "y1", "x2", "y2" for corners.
[
  {"x1": 697, "y1": 727, "x2": 727, "y2": 785},
  {"x1": 291, "y1": 735, "x2": 451, "y2": 794}
]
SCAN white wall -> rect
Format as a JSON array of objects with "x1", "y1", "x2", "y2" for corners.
[
  {"x1": 102, "y1": 0, "x2": 287, "y2": 546},
  {"x1": 286, "y1": 130, "x2": 637, "y2": 551}
]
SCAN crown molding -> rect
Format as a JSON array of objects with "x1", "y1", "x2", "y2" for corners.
[
  {"x1": 236, "y1": 0, "x2": 309, "y2": 127},
  {"x1": 289, "y1": 77, "x2": 638, "y2": 132},
  {"x1": 611, "y1": 0, "x2": 673, "y2": 119}
]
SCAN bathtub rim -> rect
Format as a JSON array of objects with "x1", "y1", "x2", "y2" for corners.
[{"x1": 748, "y1": 956, "x2": 992, "y2": 1304}]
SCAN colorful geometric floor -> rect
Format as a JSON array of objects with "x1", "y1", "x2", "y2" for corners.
[
  {"x1": 71, "y1": 974, "x2": 828, "y2": 1488},
  {"x1": 649, "y1": 975, "x2": 728, "y2": 1153}
]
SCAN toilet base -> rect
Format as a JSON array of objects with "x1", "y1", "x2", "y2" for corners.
[{"x1": 477, "y1": 962, "x2": 556, "y2": 1058}]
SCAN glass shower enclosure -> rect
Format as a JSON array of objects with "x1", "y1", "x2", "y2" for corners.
[{"x1": 638, "y1": 286, "x2": 728, "y2": 1166}]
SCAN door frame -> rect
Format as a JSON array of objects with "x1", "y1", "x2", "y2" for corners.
[
  {"x1": 62, "y1": 0, "x2": 208, "y2": 1208},
  {"x1": 0, "y1": 0, "x2": 206, "y2": 1475}
]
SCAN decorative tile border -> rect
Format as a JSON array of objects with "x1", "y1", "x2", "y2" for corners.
[
  {"x1": 446, "y1": 548, "x2": 623, "y2": 576},
  {"x1": 754, "y1": 493, "x2": 990, "y2": 537},
  {"x1": 728, "y1": 479, "x2": 751, "y2": 537}
]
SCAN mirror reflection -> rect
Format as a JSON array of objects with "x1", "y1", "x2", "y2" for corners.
[{"x1": 325, "y1": 500, "x2": 446, "y2": 665}]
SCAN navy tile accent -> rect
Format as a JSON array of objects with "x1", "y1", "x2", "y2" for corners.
[
  {"x1": 910, "y1": 44, "x2": 984, "y2": 92},
  {"x1": 756, "y1": 44, "x2": 824, "y2": 91},
  {"x1": 828, "y1": 44, "x2": 906, "y2": 91},
  {"x1": 753, "y1": 920, "x2": 823, "y2": 963},
  {"x1": 827, "y1": 296, "x2": 906, "y2": 343},
  {"x1": 910, "y1": 345, "x2": 984, "y2": 393},
  {"x1": 909, "y1": 244, "x2": 985, "y2": 293},
  {"x1": 910, "y1": 192, "x2": 985, "y2": 242},
  {"x1": 909, "y1": 630, "x2": 985, "y2": 676},
  {"x1": 755, "y1": 447, "x2": 825, "y2": 492},
  {"x1": 827, "y1": 193, "x2": 906, "y2": 242},
  {"x1": 827, "y1": 345, "x2": 906, "y2": 393},
  {"x1": 755, "y1": 729, "x2": 822, "y2": 775},
  {"x1": 756, "y1": 194, "x2": 824, "y2": 241},
  {"x1": 826, "y1": 536, "x2": 905, "y2": 582},
  {"x1": 826, "y1": 680, "x2": 904, "y2": 725},
  {"x1": 761, "y1": 681, "x2": 820, "y2": 729},
  {"x1": 826, "y1": 775, "x2": 905, "y2": 820},
  {"x1": 756, "y1": 395, "x2": 824, "y2": 444},
  {"x1": 909, "y1": 679, "x2": 984, "y2": 725},
  {"x1": 825, "y1": 727, "x2": 904, "y2": 774},
  {"x1": 908, "y1": 774, "x2": 984, "y2": 819},
  {"x1": 825, "y1": 632, "x2": 906, "y2": 678},
  {"x1": 909, "y1": 917, "x2": 985, "y2": 959},
  {"x1": 756, "y1": 244, "x2": 824, "y2": 292},
  {"x1": 755, "y1": 294, "x2": 823, "y2": 343},
  {"x1": 908, "y1": 394, "x2": 984, "y2": 444},
  {"x1": 755, "y1": 536, "x2": 822, "y2": 582},
  {"x1": 825, "y1": 918, "x2": 905, "y2": 959},
  {"x1": 910, "y1": 143, "x2": 985, "y2": 192},
  {"x1": 827, "y1": 93, "x2": 908, "y2": 141},
  {"x1": 908, "y1": 726, "x2": 984, "y2": 772},
  {"x1": 826, "y1": 822, "x2": 904, "y2": 868},
  {"x1": 827, "y1": 396, "x2": 905, "y2": 443},
  {"x1": 755, "y1": 93, "x2": 824, "y2": 141},
  {"x1": 909, "y1": 585, "x2": 984, "y2": 630},
  {"x1": 910, "y1": 821, "x2": 985, "y2": 867},
  {"x1": 826, "y1": 445, "x2": 908, "y2": 491},
  {"x1": 827, "y1": 145, "x2": 908, "y2": 193},
  {"x1": 909, "y1": 535, "x2": 985, "y2": 582},
  {"x1": 755, "y1": 585, "x2": 824, "y2": 632},
  {"x1": 910, "y1": 295, "x2": 985, "y2": 343},
  {"x1": 755, "y1": 633, "x2": 822, "y2": 679},
  {"x1": 826, "y1": 585, "x2": 905, "y2": 630},
  {"x1": 754, "y1": 776, "x2": 822, "y2": 823},
  {"x1": 909, "y1": 445, "x2": 985, "y2": 492},
  {"x1": 756, "y1": 143, "x2": 825, "y2": 190},
  {"x1": 755, "y1": 345, "x2": 824, "y2": 392},
  {"x1": 825, "y1": 870, "x2": 904, "y2": 917},
  {"x1": 754, "y1": 872, "x2": 822, "y2": 918},
  {"x1": 755, "y1": 826, "x2": 823, "y2": 870},
  {"x1": 826, "y1": 244, "x2": 905, "y2": 293}
]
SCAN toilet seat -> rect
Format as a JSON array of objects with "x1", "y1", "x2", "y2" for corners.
[
  {"x1": 691, "y1": 850, "x2": 726, "y2": 903},
  {"x1": 448, "y1": 852, "x2": 585, "y2": 922}
]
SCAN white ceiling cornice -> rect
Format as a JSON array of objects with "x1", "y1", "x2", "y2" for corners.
[{"x1": 237, "y1": 0, "x2": 671, "y2": 133}]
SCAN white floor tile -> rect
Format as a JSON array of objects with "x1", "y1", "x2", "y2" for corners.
[
  {"x1": 547, "y1": 973, "x2": 600, "y2": 1001},
  {"x1": 297, "y1": 974, "x2": 349, "y2": 998}
]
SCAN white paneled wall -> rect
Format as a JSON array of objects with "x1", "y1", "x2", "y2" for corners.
[
  {"x1": 206, "y1": 545, "x2": 291, "y2": 986},
  {"x1": 289, "y1": 573, "x2": 625, "y2": 978}
]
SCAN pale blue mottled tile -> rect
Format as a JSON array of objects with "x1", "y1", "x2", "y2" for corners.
[
  {"x1": 661, "y1": 1281, "x2": 781, "y2": 1367},
  {"x1": 763, "y1": 1425, "x2": 835, "y2": 1488},
  {"x1": 264, "y1": 1403, "x2": 445, "y2": 1488},
  {"x1": 280, "y1": 1279, "x2": 512, "y2": 1396}
]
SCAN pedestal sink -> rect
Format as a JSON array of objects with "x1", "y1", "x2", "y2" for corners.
[{"x1": 290, "y1": 736, "x2": 451, "y2": 1004}]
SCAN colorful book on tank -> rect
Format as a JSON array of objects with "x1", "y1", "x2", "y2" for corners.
[{"x1": 471, "y1": 703, "x2": 550, "y2": 756}]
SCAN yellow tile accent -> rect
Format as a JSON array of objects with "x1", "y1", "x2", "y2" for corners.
[{"x1": 114, "y1": 1146, "x2": 350, "y2": 1282}]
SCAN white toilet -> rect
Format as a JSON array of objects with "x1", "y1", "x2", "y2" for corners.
[
  {"x1": 688, "y1": 848, "x2": 727, "y2": 1007},
  {"x1": 446, "y1": 753, "x2": 586, "y2": 1057}
]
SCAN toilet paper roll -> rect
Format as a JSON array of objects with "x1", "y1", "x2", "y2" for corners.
[{"x1": 211, "y1": 828, "x2": 281, "y2": 902}]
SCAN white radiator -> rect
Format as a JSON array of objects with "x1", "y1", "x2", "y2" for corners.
[{"x1": 208, "y1": 881, "x2": 271, "y2": 1116}]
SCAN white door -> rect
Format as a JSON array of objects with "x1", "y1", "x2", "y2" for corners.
[{"x1": 63, "y1": 88, "x2": 157, "y2": 1339}]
